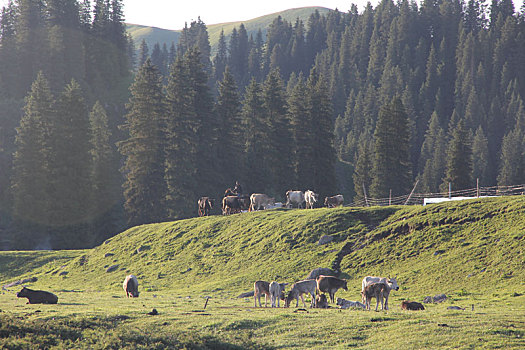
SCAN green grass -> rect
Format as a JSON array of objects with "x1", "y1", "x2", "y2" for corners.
[{"x1": 1, "y1": 196, "x2": 524, "y2": 348}]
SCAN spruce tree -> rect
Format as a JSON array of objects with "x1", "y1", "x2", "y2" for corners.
[
  {"x1": 497, "y1": 128, "x2": 524, "y2": 186},
  {"x1": 353, "y1": 132, "x2": 373, "y2": 202},
  {"x1": 441, "y1": 120, "x2": 473, "y2": 191},
  {"x1": 216, "y1": 67, "x2": 244, "y2": 187},
  {"x1": 48, "y1": 79, "x2": 92, "y2": 248},
  {"x1": 370, "y1": 97, "x2": 412, "y2": 198},
  {"x1": 242, "y1": 78, "x2": 270, "y2": 192},
  {"x1": 471, "y1": 126, "x2": 491, "y2": 186},
  {"x1": 118, "y1": 59, "x2": 167, "y2": 226},
  {"x1": 262, "y1": 69, "x2": 293, "y2": 195},
  {"x1": 11, "y1": 72, "x2": 54, "y2": 248},
  {"x1": 165, "y1": 55, "x2": 199, "y2": 218},
  {"x1": 89, "y1": 101, "x2": 122, "y2": 243}
]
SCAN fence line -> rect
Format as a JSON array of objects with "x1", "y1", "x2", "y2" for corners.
[{"x1": 347, "y1": 184, "x2": 525, "y2": 207}]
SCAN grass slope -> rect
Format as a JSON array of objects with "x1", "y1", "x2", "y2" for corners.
[
  {"x1": 126, "y1": 7, "x2": 331, "y2": 57},
  {"x1": 1, "y1": 197, "x2": 524, "y2": 348}
]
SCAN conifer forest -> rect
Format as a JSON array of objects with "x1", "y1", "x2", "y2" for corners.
[{"x1": 1, "y1": 0, "x2": 525, "y2": 249}]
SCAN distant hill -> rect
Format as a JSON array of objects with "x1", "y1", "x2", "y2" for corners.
[{"x1": 126, "y1": 7, "x2": 332, "y2": 57}]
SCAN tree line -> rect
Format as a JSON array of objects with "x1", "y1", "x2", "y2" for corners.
[{"x1": 1, "y1": 0, "x2": 525, "y2": 249}]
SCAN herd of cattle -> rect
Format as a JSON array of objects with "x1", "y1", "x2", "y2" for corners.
[
  {"x1": 253, "y1": 275, "x2": 413, "y2": 311},
  {"x1": 198, "y1": 189, "x2": 345, "y2": 217},
  {"x1": 16, "y1": 273, "x2": 426, "y2": 312}
]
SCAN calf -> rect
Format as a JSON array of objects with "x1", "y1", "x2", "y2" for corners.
[
  {"x1": 285, "y1": 279, "x2": 317, "y2": 308},
  {"x1": 198, "y1": 197, "x2": 214, "y2": 216},
  {"x1": 17, "y1": 287, "x2": 58, "y2": 304},
  {"x1": 324, "y1": 194, "x2": 344, "y2": 208},
  {"x1": 361, "y1": 283, "x2": 386, "y2": 311},
  {"x1": 401, "y1": 300, "x2": 425, "y2": 310},
  {"x1": 123, "y1": 275, "x2": 139, "y2": 298},
  {"x1": 361, "y1": 276, "x2": 399, "y2": 310},
  {"x1": 315, "y1": 293, "x2": 329, "y2": 308},
  {"x1": 304, "y1": 190, "x2": 318, "y2": 209},
  {"x1": 316, "y1": 275, "x2": 348, "y2": 303},
  {"x1": 269, "y1": 281, "x2": 287, "y2": 308}
]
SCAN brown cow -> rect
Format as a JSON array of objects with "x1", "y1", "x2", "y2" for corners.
[
  {"x1": 361, "y1": 283, "x2": 386, "y2": 311},
  {"x1": 17, "y1": 287, "x2": 58, "y2": 304},
  {"x1": 324, "y1": 194, "x2": 344, "y2": 208},
  {"x1": 254, "y1": 280, "x2": 285, "y2": 307},
  {"x1": 316, "y1": 275, "x2": 348, "y2": 303},
  {"x1": 401, "y1": 300, "x2": 425, "y2": 310},
  {"x1": 315, "y1": 293, "x2": 329, "y2": 308},
  {"x1": 198, "y1": 197, "x2": 214, "y2": 216},
  {"x1": 222, "y1": 196, "x2": 241, "y2": 215}
]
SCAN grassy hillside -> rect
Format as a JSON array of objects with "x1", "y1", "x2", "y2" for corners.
[
  {"x1": 1, "y1": 196, "x2": 524, "y2": 348},
  {"x1": 126, "y1": 7, "x2": 331, "y2": 57}
]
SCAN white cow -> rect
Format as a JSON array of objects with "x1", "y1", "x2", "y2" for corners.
[
  {"x1": 249, "y1": 193, "x2": 275, "y2": 211},
  {"x1": 361, "y1": 276, "x2": 399, "y2": 310},
  {"x1": 269, "y1": 281, "x2": 287, "y2": 307},
  {"x1": 304, "y1": 190, "x2": 318, "y2": 209},
  {"x1": 285, "y1": 279, "x2": 317, "y2": 308},
  {"x1": 123, "y1": 275, "x2": 139, "y2": 298},
  {"x1": 285, "y1": 190, "x2": 305, "y2": 209}
]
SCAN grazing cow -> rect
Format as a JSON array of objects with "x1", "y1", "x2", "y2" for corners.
[
  {"x1": 17, "y1": 287, "x2": 58, "y2": 304},
  {"x1": 123, "y1": 275, "x2": 139, "y2": 298},
  {"x1": 324, "y1": 195, "x2": 344, "y2": 208},
  {"x1": 315, "y1": 293, "x2": 329, "y2": 308},
  {"x1": 285, "y1": 190, "x2": 305, "y2": 209},
  {"x1": 361, "y1": 283, "x2": 386, "y2": 311},
  {"x1": 269, "y1": 281, "x2": 287, "y2": 307},
  {"x1": 361, "y1": 276, "x2": 399, "y2": 310},
  {"x1": 198, "y1": 197, "x2": 214, "y2": 217},
  {"x1": 336, "y1": 297, "x2": 366, "y2": 309},
  {"x1": 316, "y1": 275, "x2": 348, "y2": 303},
  {"x1": 304, "y1": 190, "x2": 318, "y2": 209},
  {"x1": 401, "y1": 300, "x2": 425, "y2": 310},
  {"x1": 285, "y1": 279, "x2": 317, "y2": 308},
  {"x1": 222, "y1": 196, "x2": 241, "y2": 215},
  {"x1": 249, "y1": 193, "x2": 275, "y2": 211}
]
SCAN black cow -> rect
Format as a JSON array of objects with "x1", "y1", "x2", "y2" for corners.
[
  {"x1": 17, "y1": 287, "x2": 58, "y2": 304},
  {"x1": 198, "y1": 197, "x2": 214, "y2": 217}
]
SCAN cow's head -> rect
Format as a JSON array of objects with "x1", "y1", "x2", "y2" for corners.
[
  {"x1": 387, "y1": 276, "x2": 399, "y2": 291},
  {"x1": 313, "y1": 192, "x2": 318, "y2": 202},
  {"x1": 284, "y1": 291, "x2": 293, "y2": 307},
  {"x1": 324, "y1": 197, "x2": 329, "y2": 206},
  {"x1": 208, "y1": 199, "x2": 214, "y2": 208},
  {"x1": 342, "y1": 279, "x2": 348, "y2": 291},
  {"x1": 17, "y1": 287, "x2": 29, "y2": 298}
]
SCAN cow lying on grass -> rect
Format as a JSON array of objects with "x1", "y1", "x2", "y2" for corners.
[
  {"x1": 336, "y1": 297, "x2": 366, "y2": 309},
  {"x1": 401, "y1": 300, "x2": 425, "y2": 310},
  {"x1": 361, "y1": 283, "x2": 386, "y2": 311},
  {"x1": 315, "y1": 294, "x2": 329, "y2": 308},
  {"x1": 285, "y1": 279, "x2": 317, "y2": 308},
  {"x1": 17, "y1": 287, "x2": 58, "y2": 304},
  {"x1": 123, "y1": 275, "x2": 139, "y2": 298}
]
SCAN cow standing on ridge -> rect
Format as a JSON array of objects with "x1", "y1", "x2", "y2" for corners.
[{"x1": 304, "y1": 190, "x2": 318, "y2": 209}]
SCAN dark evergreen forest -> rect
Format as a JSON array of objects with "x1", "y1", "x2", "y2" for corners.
[{"x1": 1, "y1": 0, "x2": 525, "y2": 250}]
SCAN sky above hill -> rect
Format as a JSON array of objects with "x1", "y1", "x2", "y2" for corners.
[
  {"x1": 123, "y1": 0, "x2": 376, "y2": 30},
  {"x1": 0, "y1": 0, "x2": 523, "y2": 31}
]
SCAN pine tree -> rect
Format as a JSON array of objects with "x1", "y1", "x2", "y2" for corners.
[
  {"x1": 118, "y1": 59, "x2": 167, "y2": 226},
  {"x1": 89, "y1": 101, "x2": 122, "y2": 243},
  {"x1": 441, "y1": 120, "x2": 473, "y2": 191},
  {"x1": 262, "y1": 69, "x2": 293, "y2": 195},
  {"x1": 370, "y1": 97, "x2": 412, "y2": 198},
  {"x1": 305, "y1": 68, "x2": 337, "y2": 196},
  {"x1": 419, "y1": 112, "x2": 447, "y2": 193},
  {"x1": 11, "y1": 72, "x2": 54, "y2": 248},
  {"x1": 138, "y1": 39, "x2": 149, "y2": 67},
  {"x1": 353, "y1": 132, "x2": 373, "y2": 202},
  {"x1": 48, "y1": 79, "x2": 93, "y2": 248},
  {"x1": 242, "y1": 78, "x2": 270, "y2": 192},
  {"x1": 213, "y1": 29, "x2": 228, "y2": 84},
  {"x1": 471, "y1": 126, "x2": 491, "y2": 186},
  {"x1": 216, "y1": 67, "x2": 244, "y2": 187},
  {"x1": 497, "y1": 127, "x2": 524, "y2": 186},
  {"x1": 164, "y1": 55, "x2": 199, "y2": 218}
]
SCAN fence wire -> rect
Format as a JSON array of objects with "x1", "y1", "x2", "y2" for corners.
[{"x1": 347, "y1": 184, "x2": 525, "y2": 207}]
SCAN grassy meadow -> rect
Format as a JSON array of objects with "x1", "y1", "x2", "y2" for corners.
[{"x1": 0, "y1": 197, "x2": 524, "y2": 349}]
